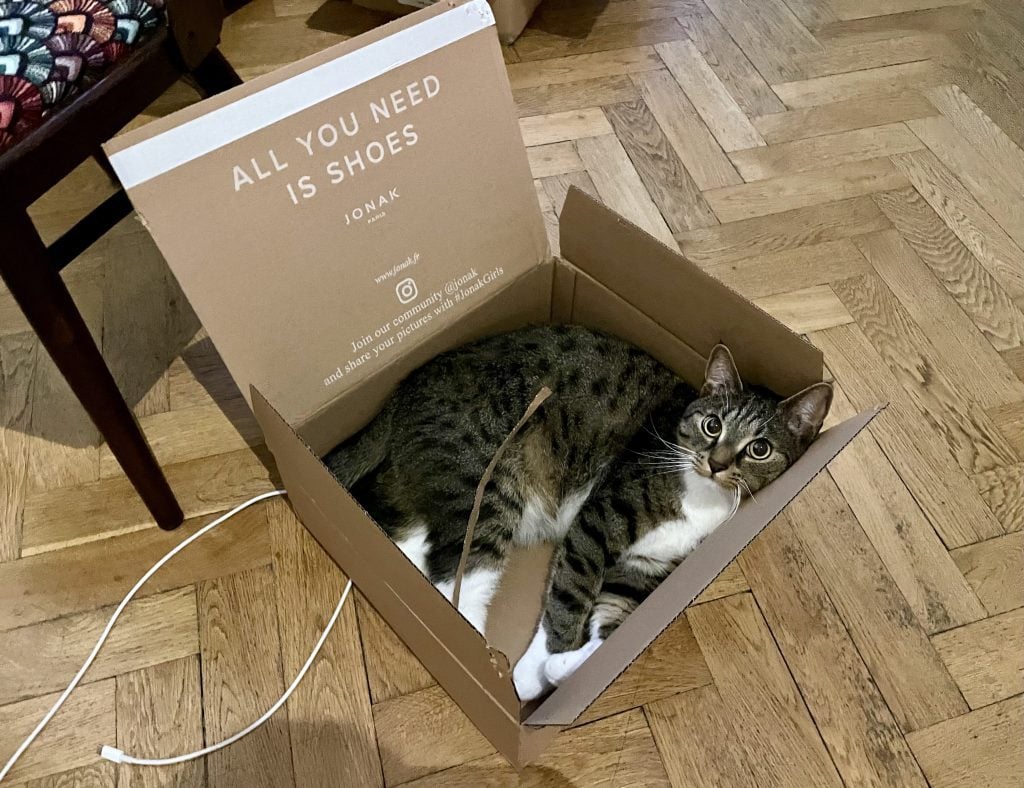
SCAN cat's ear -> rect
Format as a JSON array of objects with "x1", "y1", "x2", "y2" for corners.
[
  {"x1": 779, "y1": 382, "x2": 833, "y2": 443},
  {"x1": 701, "y1": 344, "x2": 743, "y2": 398}
]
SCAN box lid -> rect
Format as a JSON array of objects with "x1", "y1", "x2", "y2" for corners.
[{"x1": 105, "y1": 0, "x2": 548, "y2": 427}]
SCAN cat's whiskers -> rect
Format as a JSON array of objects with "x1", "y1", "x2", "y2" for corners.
[
  {"x1": 644, "y1": 458, "x2": 697, "y2": 470},
  {"x1": 634, "y1": 448, "x2": 695, "y2": 460},
  {"x1": 644, "y1": 426, "x2": 676, "y2": 453},
  {"x1": 737, "y1": 477, "x2": 759, "y2": 504},
  {"x1": 633, "y1": 438, "x2": 698, "y2": 473},
  {"x1": 722, "y1": 485, "x2": 741, "y2": 522},
  {"x1": 645, "y1": 423, "x2": 697, "y2": 458},
  {"x1": 640, "y1": 462, "x2": 695, "y2": 472},
  {"x1": 635, "y1": 452, "x2": 697, "y2": 469},
  {"x1": 643, "y1": 449, "x2": 696, "y2": 461},
  {"x1": 643, "y1": 456, "x2": 698, "y2": 476},
  {"x1": 638, "y1": 450, "x2": 696, "y2": 462},
  {"x1": 714, "y1": 476, "x2": 751, "y2": 513},
  {"x1": 637, "y1": 448, "x2": 695, "y2": 459},
  {"x1": 731, "y1": 486, "x2": 741, "y2": 518}
]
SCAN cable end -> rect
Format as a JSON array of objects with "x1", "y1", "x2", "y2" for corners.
[{"x1": 100, "y1": 745, "x2": 125, "y2": 763}]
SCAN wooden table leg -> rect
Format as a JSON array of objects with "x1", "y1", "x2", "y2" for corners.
[{"x1": 1, "y1": 209, "x2": 184, "y2": 530}]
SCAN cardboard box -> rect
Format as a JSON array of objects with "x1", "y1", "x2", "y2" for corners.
[
  {"x1": 353, "y1": 0, "x2": 541, "y2": 43},
  {"x1": 105, "y1": 0, "x2": 880, "y2": 767}
]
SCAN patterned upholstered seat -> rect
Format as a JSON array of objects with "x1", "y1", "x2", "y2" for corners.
[{"x1": 0, "y1": 0, "x2": 164, "y2": 151}]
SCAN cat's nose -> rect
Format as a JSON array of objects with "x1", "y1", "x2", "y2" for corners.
[{"x1": 708, "y1": 458, "x2": 730, "y2": 474}]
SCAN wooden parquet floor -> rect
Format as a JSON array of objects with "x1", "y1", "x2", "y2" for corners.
[{"x1": 2, "y1": 0, "x2": 1024, "y2": 785}]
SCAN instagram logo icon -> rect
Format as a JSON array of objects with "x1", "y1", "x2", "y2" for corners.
[{"x1": 395, "y1": 277, "x2": 418, "y2": 304}]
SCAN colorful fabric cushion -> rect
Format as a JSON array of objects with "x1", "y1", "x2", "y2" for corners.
[{"x1": 0, "y1": 0, "x2": 164, "y2": 151}]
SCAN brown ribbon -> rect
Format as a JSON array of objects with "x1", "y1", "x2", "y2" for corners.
[{"x1": 450, "y1": 386, "x2": 553, "y2": 611}]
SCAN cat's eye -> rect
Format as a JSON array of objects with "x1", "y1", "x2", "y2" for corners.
[
  {"x1": 701, "y1": 415, "x2": 723, "y2": 437},
  {"x1": 747, "y1": 439, "x2": 772, "y2": 460}
]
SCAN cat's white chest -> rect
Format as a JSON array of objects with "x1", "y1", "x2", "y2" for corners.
[
  {"x1": 625, "y1": 470, "x2": 735, "y2": 570},
  {"x1": 679, "y1": 469, "x2": 736, "y2": 531}
]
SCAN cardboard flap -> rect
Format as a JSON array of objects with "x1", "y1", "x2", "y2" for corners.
[
  {"x1": 559, "y1": 187, "x2": 823, "y2": 397},
  {"x1": 525, "y1": 404, "x2": 884, "y2": 726},
  {"x1": 106, "y1": 0, "x2": 547, "y2": 427}
]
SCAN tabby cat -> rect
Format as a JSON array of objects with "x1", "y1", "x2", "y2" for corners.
[{"x1": 324, "y1": 325, "x2": 832, "y2": 700}]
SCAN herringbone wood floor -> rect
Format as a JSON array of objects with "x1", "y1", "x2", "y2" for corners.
[{"x1": 2, "y1": 0, "x2": 1024, "y2": 785}]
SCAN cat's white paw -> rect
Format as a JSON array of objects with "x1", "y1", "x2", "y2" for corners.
[
  {"x1": 514, "y1": 624, "x2": 553, "y2": 701},
  {"x1": 544, "y1": 638, "x2": 603, "y2": 685},
  {"x1": 513, "y1": 651, "x2": 551, "y2": 701}
]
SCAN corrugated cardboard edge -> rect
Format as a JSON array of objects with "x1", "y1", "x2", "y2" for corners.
[{"x1": 524, "y1": 403, "x2": 886, "y2": 726}]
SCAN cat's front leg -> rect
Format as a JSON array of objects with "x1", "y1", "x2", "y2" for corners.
[
  {"x1": 513, "y1": 513, "x2": 610, "y2": 700},
  {"x1": 544, "y1": 560, "x2": 664, "y2": 687},
  {"x1": 543, "y1": 638, "x2": 603, "y2": 685}
]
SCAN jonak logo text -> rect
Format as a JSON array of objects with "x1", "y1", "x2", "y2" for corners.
[{"x1": 344, "y1": 188, "x2": 401, "y2": 226}]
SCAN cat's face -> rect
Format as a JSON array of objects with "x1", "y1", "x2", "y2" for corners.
[{"x1": 674, "y1": 345, "x2": 833, "y2": 495}]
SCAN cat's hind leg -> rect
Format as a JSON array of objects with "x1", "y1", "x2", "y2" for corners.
[
  {"x1": 435, "y1": 565, "x2": 503, "y2": 634},
  {"x1": 393, "y1": 521, "x2": 432, "y2": 576},
  {"x1": 424, "y1": 482, "x2": 521, "y2": 637},
  {"x1": 349, "y1": 465, "x2": 437, "y2": 580}
]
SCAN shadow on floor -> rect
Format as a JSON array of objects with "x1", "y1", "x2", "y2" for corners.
[
  {"x1": 527, "y1": 0, "x2": 610, "y2": 40},
  {"x1": 288, "y1": 720, "x2": 577, "y2": 787},
  {"x1": 14, "y1": 215, "x2": 260, "y2": 460},
  {"x1": 305, "y1": 0, "x2": 612, "y2": 43},
  {"x1": 306, "y1": 0, "x2": 392, "y2": 37}
]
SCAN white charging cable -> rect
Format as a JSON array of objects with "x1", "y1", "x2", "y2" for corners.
[{"x1": 0, "y1": 489, "x2": 353, "y2": 781}]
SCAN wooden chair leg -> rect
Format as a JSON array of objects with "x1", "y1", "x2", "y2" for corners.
[
  {"x1": 93, "y1": 150, "x2": 117, "y2": 183},
  {"x1": 49, "y1": 190, "x2": 133, "y2": 272},
  {"x1": 189, "y1": 48, "x2": 243, "y2": 97},
  {"x1": 1, "y1": 209, "x2": 184, "y2": 530}
]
